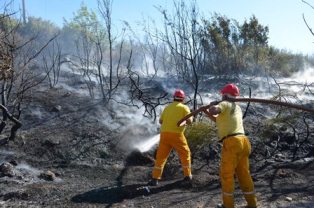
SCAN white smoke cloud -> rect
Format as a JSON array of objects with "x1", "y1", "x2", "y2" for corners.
[
  {"x1": 290, "y1": 66, "x2": 314, "y2": 83},
  {"x1": 242, "y1": 67, "x2": 314, "y2": 102}
]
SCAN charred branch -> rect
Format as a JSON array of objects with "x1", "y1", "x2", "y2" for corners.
[
  {"x1": 128, "y1": 71, "x2": 168, "y2": 122},
  {"x1": 0, "y1": 103, "x2": 21, "y2": 142}
]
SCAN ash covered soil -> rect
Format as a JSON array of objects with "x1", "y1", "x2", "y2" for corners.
[{"x1": 0, "y1": 83, "x2": 314, "y2": 208}]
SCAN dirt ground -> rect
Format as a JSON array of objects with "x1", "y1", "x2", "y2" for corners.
[{"x1": 0, "y1": 83, "x2": 314, "y2": 208}]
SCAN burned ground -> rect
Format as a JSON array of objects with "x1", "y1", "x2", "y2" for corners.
[{"x1": 0, "y1": 80, "x2": 314, "y2": 208}]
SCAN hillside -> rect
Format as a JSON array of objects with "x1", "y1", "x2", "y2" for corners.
[{"x1": 0, "y1": 72, "x2": 314, "y2": 208}]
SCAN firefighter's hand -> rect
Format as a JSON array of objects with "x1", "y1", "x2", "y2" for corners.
[
  {"x1": 178, "y1": 120, "x2": 187, "y2": 127},
  {"x1": 199, "y1": 106, "x2": 208, "y2": 112}
]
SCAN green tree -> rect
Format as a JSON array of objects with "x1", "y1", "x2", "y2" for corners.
[
  {"x1": 201, "y1": 14, "x2": 240, "y2": 76},
  {"x1": 63, "y1": 3, "x2": 99, "y2": 41},
  {"x1": 200, "y1": 14, "x2": 270, "y2": 76},
  {"x1": 267, "y1": 47, "x2": 305, "y2": 76},
  {"x1": 240, "y1": 15, "x2": 269, "y2": 66},
  {"x1": 62, "y1": 3, "x2": 105, "y2": 98}
]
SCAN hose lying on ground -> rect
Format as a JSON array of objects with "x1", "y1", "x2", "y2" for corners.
[{"x1": 177, "y1": 96, "x2": 314, "y2": 127}]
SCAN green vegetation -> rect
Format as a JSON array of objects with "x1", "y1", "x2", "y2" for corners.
[
  {"x1": 63, "y1": 3, "x2": 103, "y2": 42},
  {"x1": 200, "y1": 14, "x2": 311, "y2": 77},
  {"x1": 185, "y1": 121, "x2": 216, "y2": 157}
]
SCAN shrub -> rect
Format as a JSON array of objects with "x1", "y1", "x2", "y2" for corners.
[{"x1": 185, "y1": 121, "x2": 216, "y2": 158}]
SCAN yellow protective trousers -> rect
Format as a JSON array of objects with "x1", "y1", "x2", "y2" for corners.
[
  {"x1": 152, "y1": 132, "x2": 191, "y2": 180},
  {"x1": 220, "y1": 135, "x2": 257, "y2": 208}
]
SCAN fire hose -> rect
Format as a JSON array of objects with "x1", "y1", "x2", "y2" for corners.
[{"x1": 177, "y1": 96, "x2": 314, "y2": 127}]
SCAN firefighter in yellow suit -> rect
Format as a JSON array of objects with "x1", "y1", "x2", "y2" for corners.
[
  {"x1": 148, "y1": 89, "x2": 193, "y2": 186},
  {"x1": 202, "y1": 83, "x2": 257, "y2": 208}
]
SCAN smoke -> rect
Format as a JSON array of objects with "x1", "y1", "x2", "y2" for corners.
[
  {"x1": 16, "y1": 163, "x2": 41, "y2": 176},
  {"x1": 277, "y1": 67, "x2": 314, "y2": 101},
  {"x1": 0, "y1": 150, "x2": 15, "y2": 164},
  {"x1": 241, "y1": 67, "x2": 314, "y2": 102},
  {"x1": 90, "y1": 93, "x2": 161, "y2": 154},
  {"x1": 0, "y1": 150, "x2": 61, "y2": 183},
  {"x1": 57, "y1": 64, "x2": 98, "y2": 97},
  {"x1": 30, "y1": 107, "x2": 44, "y2": 120},
  {"x1": 136, "y1": 56, "x2": 167, "y2": 77},
  {"x1": 290, "y1": 66, "x2": 314, "y2": 83},
  {"x1": 0, "y1": 150, "x2": 39, "y2": 176}
]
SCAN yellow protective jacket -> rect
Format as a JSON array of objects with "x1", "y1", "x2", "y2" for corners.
[
  {"x1": 160, "y1": 101, "x2": 191, "y2": 133},
  {"x1": 216, "y1": 101, "x2": 245, "y2": 140}
]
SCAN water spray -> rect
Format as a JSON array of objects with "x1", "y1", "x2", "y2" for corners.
[
  {"x1": 134, "y1": 134, "x2": 160, "y2": 153},
  {"x1": 177, "y1": 96, "x2": 314, "y2": 126}
]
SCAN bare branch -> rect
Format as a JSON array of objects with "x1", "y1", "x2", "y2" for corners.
[
  {"x1": 302, "y1": 0, "x2": 314, "y2": 10},
  {"x1": 302, "y1": 14, "x2": 314, "y2": 36}
]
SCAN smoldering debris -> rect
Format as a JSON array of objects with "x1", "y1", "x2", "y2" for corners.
[{"x1": 125, "y1": 150, "x2": 154, "y2": 166}]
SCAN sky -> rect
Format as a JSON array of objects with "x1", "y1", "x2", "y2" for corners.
[{"x1": 10, "y1": 0, "x2": 314, "y2": 55}]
